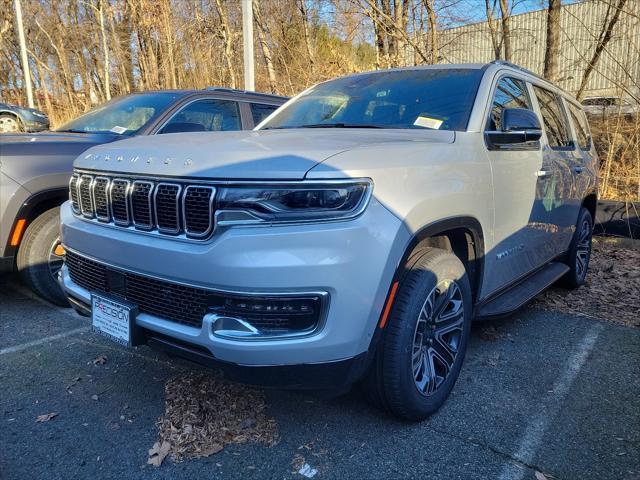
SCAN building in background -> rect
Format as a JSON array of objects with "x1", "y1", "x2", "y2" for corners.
[{"x1": 434, "y1": 0, "x2": 640, "y2": 98}]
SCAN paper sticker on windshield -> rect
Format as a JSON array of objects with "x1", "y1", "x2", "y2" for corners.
[
  {"x1": 414, "y1": 116, "x2": 443, "y2": 130},
  {"x1": 110, "y1": 126, "x2": 127, "y2": 135}
]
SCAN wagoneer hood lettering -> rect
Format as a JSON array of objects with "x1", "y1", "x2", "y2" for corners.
[{"x1": 75, "y1": 129, "x2": 455, "y2": 179}]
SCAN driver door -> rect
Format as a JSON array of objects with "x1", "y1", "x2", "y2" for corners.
[{"x1": 483, "y1": 76, "x2": 555, "y2": 296}]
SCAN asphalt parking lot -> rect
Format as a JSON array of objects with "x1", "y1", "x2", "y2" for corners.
[{"x1": 1, "y1": 273, "x2": 639, "y2": 480}]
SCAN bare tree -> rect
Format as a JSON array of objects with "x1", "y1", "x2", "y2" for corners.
[
  {"x1": 485, "y1": 0, "x2": 501, "y2": 59},
  {"x1": 424, "y1": 0, "x2": 438, "y2": 63},
  {"x1": 499, "y1": 0, "x2": 511, "y2": 61},
  {"x1": 253, "y1": 0, "x2": 277, "y2": 92},
  {"x1": 543, "y1": 0, "x2": 561, "y2": 81},
  {"x1": 576, "y1": 0, "x2": 629, "y2": 99},
  {"x1": 213, "y1": 0, "x2": 237, "y2": 89}
]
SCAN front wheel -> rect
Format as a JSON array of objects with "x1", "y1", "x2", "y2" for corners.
[
  {"x1": 363, "y1": 248, "x2": 472, "y2": 421},
  {"x1": 0, "y1": 114, "x2": 22, "y2": 133},
  {"x1": 16, "y1": 207, "x2": 69, "y2": 306}
]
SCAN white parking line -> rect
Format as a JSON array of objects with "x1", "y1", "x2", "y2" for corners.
[
  {"x1": 0, "y1": 326, "x2": 90, "y2": 355},
  {"x1": 497, "y1": 322, "x2": 604, "y2": 480}
]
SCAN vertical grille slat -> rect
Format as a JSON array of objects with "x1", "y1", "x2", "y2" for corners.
[
  {"x1": 183, "y1": 186, "x2": 216, "y2": 238},
  {"x1": 154, "y1": 183, "x2": 181, "y2": 234},
  {"x1": 78, "y1": 175, "x2": 94, "y2": 218},
  {"x1": 92, "y1": 177, "x2": 110, "y2": 222},
  {"x1": 131, "y1": 181, "x2": 154, "y2": 230},
  {"x1": 69, "y1": 175, "x2": 80, "y2": 213},
  {"x1": 69, "y1": 171, "x2": 217, "y2": 240},
  {"x1": 110, "y1": 179, "x2": 131, "y2": 226}
]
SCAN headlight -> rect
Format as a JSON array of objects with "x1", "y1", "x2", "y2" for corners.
[{"x1": 215, "y1": 180, "x2": 372, "y2": 225}]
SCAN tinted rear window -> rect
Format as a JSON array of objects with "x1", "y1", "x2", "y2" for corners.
[
  {"x1": 533, "y1": 86, "x2": 572, "y2": 149},
  {"x1": 250, "y1": 103, "x2": 280, "y2": 126},
  {"x1": 567, "y1": 103, "x2": 591, "y2": 150}
]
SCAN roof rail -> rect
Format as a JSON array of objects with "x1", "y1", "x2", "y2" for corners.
[
  {"x1": 489, "y1": 60, "x2": 544, "y2": 81},
  {"x1": 203, "y1": 86, "x2": 288, "y2": 100},
  {"x1": 489, "y1": 60, "x2": 575, "y2": 98}
]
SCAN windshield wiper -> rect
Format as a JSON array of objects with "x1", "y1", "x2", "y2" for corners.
[
  {"x1": 300, "y1": 123, "x2": 383, "y2": 129},
  {"x1": 55, "y1": 129, "x2": 90, "y2": 134}
]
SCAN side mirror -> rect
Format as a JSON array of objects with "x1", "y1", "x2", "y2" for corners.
[{"x1": 486, "y1": 108, "x2": 542, "y2": 149}]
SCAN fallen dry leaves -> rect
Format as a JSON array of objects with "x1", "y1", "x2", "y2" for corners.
[
  {"x1": 149, "y1": 371, "x2": 278, "y2": 466},
  {"x1": 147, "y1": 441, "x2": 171, "y2": 467},
  {"x1": 93, "y1": 355, "x2": 108, "y2": 365},
  {"x1": 534, "y1": 238, "x2": 640, "y2": 327},
  {"x1": 36, "y1": 412, "x2": 58, "y2": 423}
]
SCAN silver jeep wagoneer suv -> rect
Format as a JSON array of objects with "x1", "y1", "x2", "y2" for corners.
[{"x1": 59, "y1": 61, "x2": 597, "y2": 420}]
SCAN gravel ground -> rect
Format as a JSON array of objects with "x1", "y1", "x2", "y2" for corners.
[
  {"x1": 1, "y1": 274, "x2": 639, "y2": 480},
  {"x1": 534, "y1": 238, "x2": 640, "y2": 328}
]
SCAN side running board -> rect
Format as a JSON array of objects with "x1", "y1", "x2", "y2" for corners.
[{"x1": 476, "y1": 262, "x2": 569, "y2": 320}]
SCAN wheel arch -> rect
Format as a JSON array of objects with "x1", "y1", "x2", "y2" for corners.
[
  {"x1": 5, "y1": 188, "x2": 68, "y2": 258},
  {"x1": 407, "y1": 217, "x2": 484, "y2": 304},
  {"x1": 581, "y1": 191, "x2": 598, "y2": 222}
]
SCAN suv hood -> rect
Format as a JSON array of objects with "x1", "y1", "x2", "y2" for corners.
[
  {"x1": 0, "y1": 131, "x2": 121, "y2": 188},
  {"x1": 75, "y1": 129, "x2": 455, "y2": 179},
  {"x1": 0, "y1": 131, "x2": 119, "y2": 156}
]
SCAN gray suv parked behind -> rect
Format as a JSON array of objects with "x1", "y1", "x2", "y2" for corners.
[
  {"x1": 0, "y1": 89, "x2": 286, "y2": 305},
  {"x1": 59, "y1": 62, "x2": 597, "y2": 420}
]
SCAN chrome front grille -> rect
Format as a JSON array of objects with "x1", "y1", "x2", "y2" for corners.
[{"x1": 69, "y1": 172, "x2": 216, "y2": 240}]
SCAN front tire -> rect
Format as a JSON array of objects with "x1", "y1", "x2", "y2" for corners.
[
  {"x1": 561, "y1": 207, "x2": 593, "y2": 289},
  {"x1": 364, "y1": 248, "x2": 472, "y2": 421},
  {"x1": 16, "y1": 207, "x2": 69, "y2": 307},
  {"x1": 0, "y1": 114, "x2": 22, "y2": 133}
]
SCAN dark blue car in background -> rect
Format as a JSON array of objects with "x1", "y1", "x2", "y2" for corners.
[
  {"x1": 0, "y1": 102, "x2": 50, "y2": 133},
  {"x1": 0, "y1": 88, "x2": 287, "y2": 305}
]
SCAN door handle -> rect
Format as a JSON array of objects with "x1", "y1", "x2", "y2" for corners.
[
  {"x1": 535, "y1": 170, "x2": 550, "y2": 177},
  {"x1": 574, "y1": 166, "x2": 584, "y2": 174}
]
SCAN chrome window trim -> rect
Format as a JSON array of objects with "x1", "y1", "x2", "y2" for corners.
[
  {"x1": 154, "y1": 183, "x2": 182, "y2": 234},
  {"x1": 109, "y1": 178, "x2": 132, "y2": 227},
  {"x1": 182, "y1": 185, "x2": 216, "y2": 238},
  {"x1": 91, "y1": 176, "x2": 111, "y2": 222},
  {"x1": 78, "y1": 174, "x2": 95, "y2": 218},
  {"x1": 131, "y1": 180, "x2": 154, "y2": 230}
]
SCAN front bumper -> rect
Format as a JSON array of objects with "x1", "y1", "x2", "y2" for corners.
[{"x1": 59, "y1": 198, "x2": 409, "y2": 368}]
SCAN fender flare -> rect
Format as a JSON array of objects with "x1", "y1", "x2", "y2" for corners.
[{"x1": 4, "y1": 188, "x2": 69, "y2": 256}]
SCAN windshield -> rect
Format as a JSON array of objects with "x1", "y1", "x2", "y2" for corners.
[
  {"x1": 260, "y1": 68, "x2": 483, "y2": 131},
  {"x1": 56, "y1": 93, "x2": 181, "y2": 135}
]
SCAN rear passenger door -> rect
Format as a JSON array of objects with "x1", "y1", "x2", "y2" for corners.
[
  {"x1": 484, "y1": 76, "x2": 555, "y2": 295},
  {"x1": 565, "y1": 102, "x2": 596, "y2": 213},
  {"x1": 530, "y1": 86, "x2": 577, "y2": 255}
]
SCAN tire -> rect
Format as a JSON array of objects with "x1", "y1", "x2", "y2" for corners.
[
  {"x1": 561, "y1": 207, "x2": 593, "y2": 289},
  {"x1": 16, "y1": 207, "x2": 69, "y2": 307},
  {"x1": 0, "y1": 114, "x2": 22, "y2": 133},
  {"x1": 363, "y1": 248, "x2": 472, "y2": 421}
]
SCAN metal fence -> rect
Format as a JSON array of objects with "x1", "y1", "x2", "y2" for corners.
[{"x1": 436, "y1": 0, "x2": 640, "y2": 96}]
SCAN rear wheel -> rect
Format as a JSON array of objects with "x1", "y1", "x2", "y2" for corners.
[
  {"x1": 0, "y1": 114, "x2": 22, "y2": 133},
  {"x1": 16, "y1": 207, "x2": 69, "y2": 306},
  {"x1": 561, "y1": 207, "x2": 593, "y2": 289},
  {"x1": 363, "y1": 248, "x2": 472, "y2": 421}
]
